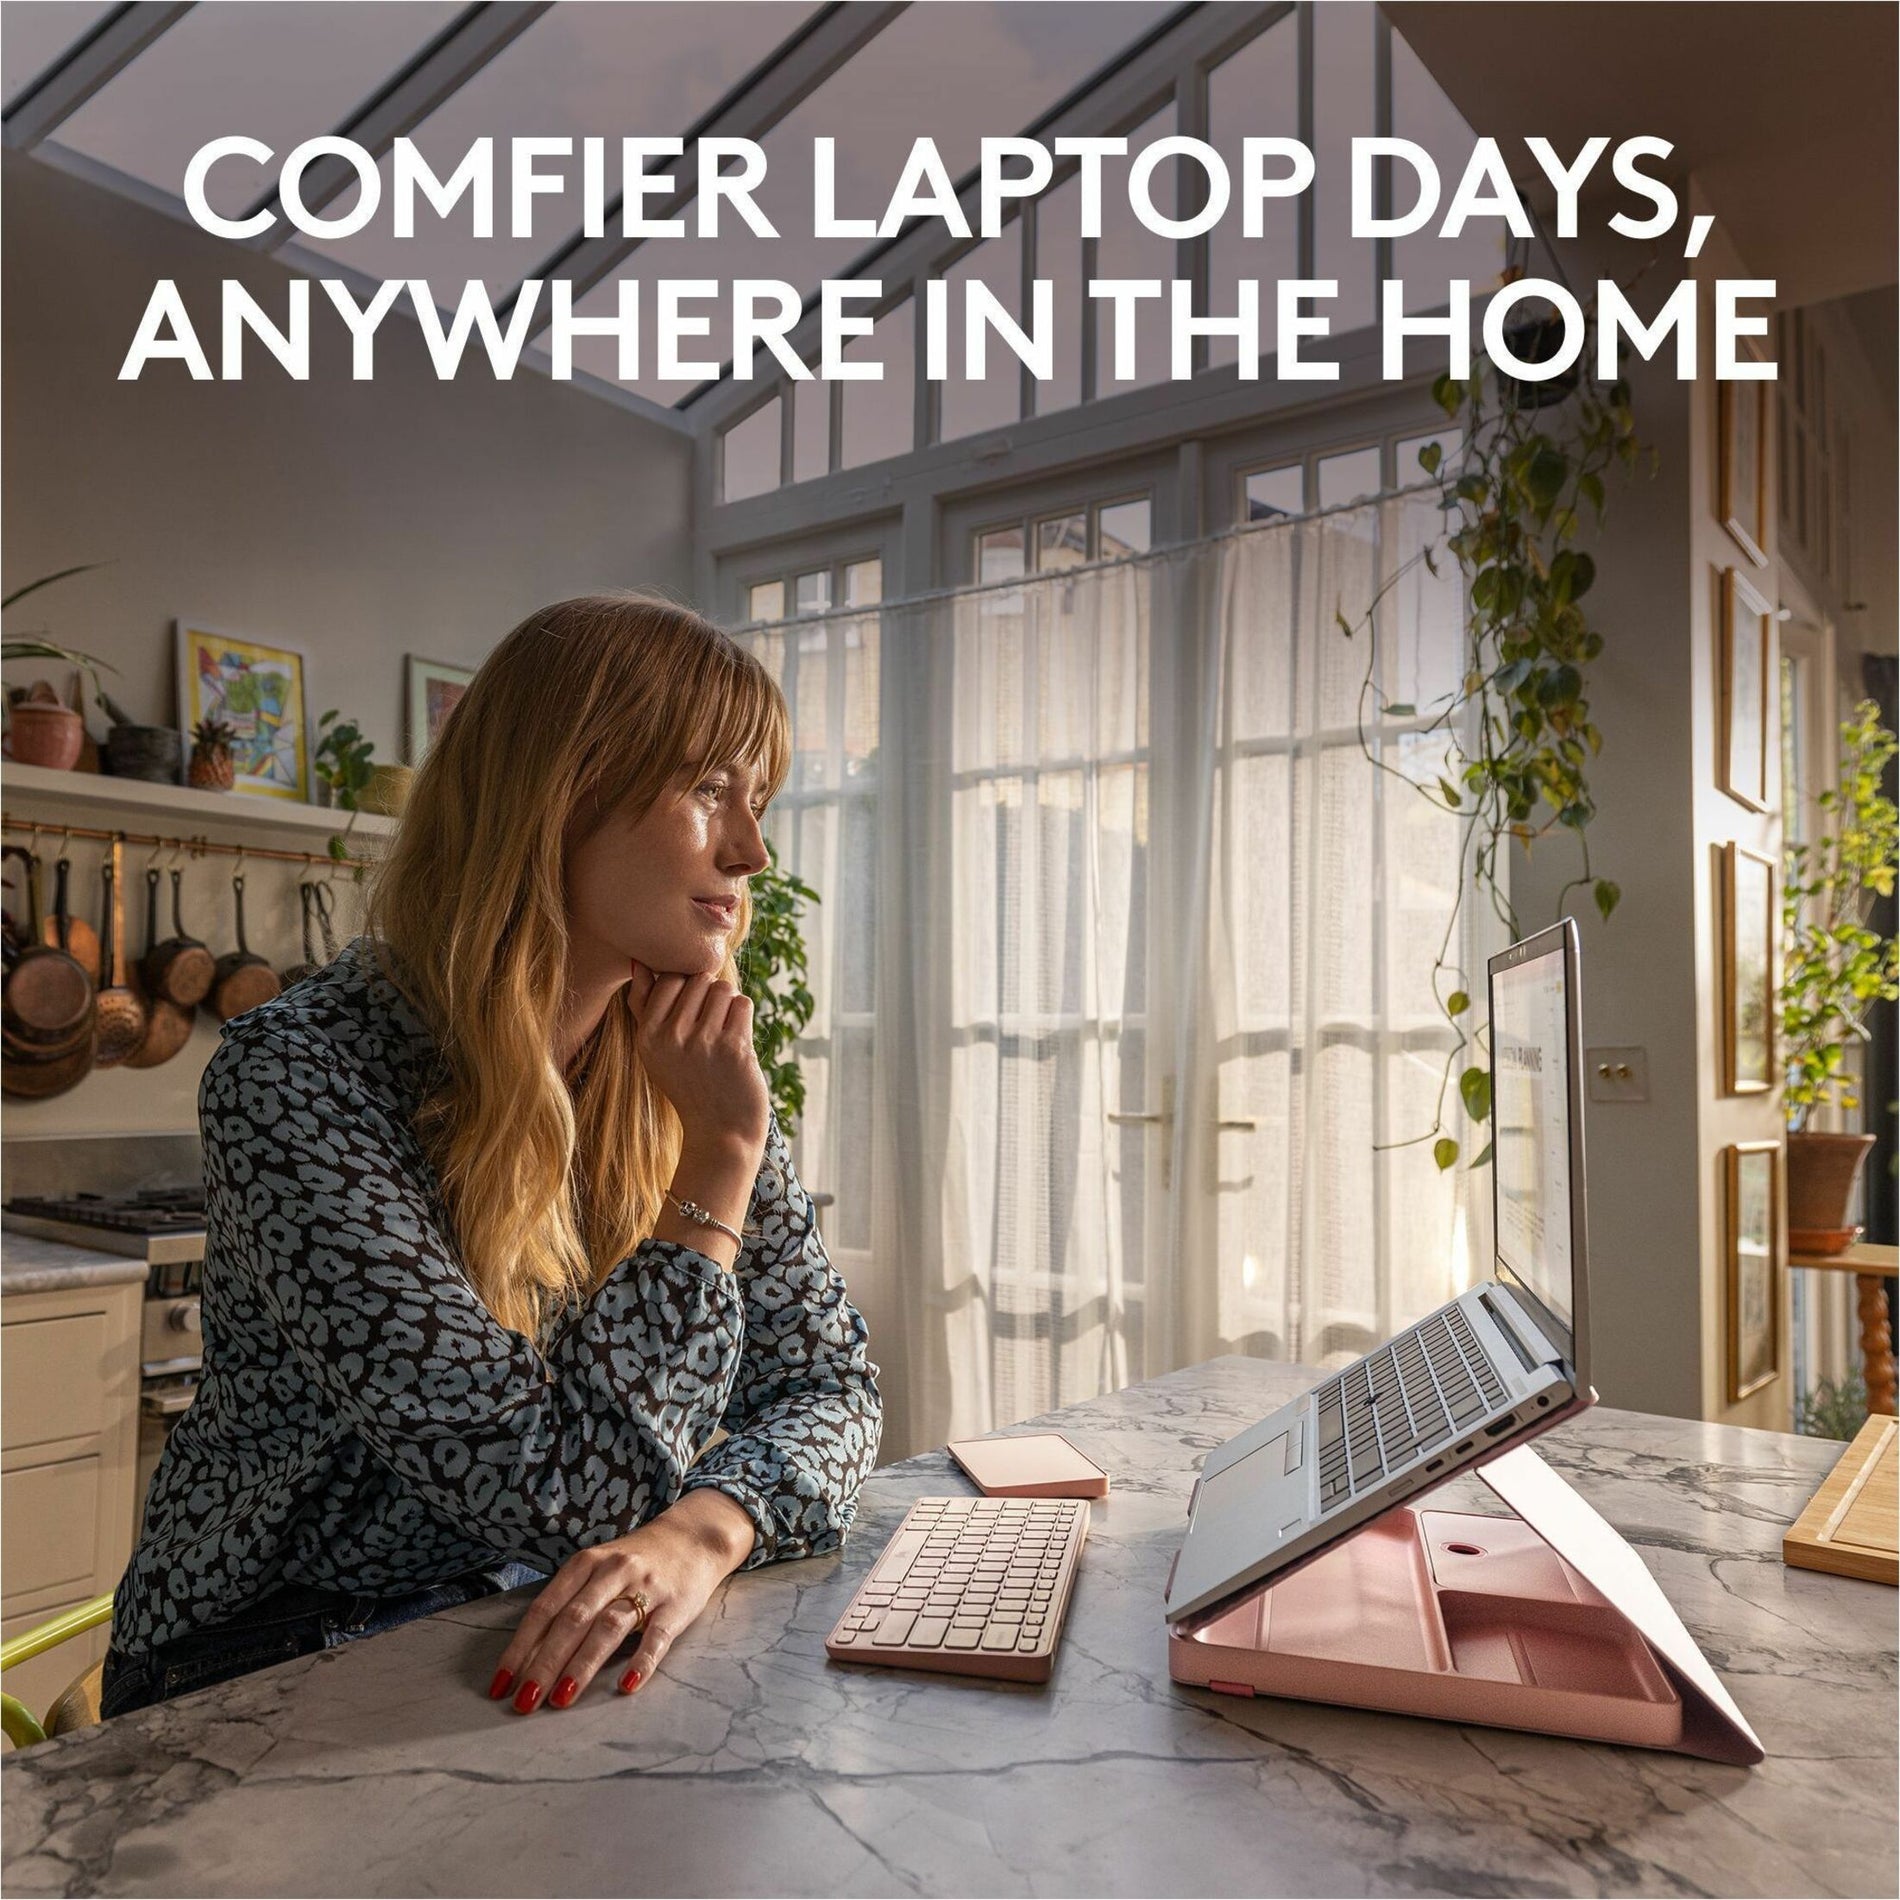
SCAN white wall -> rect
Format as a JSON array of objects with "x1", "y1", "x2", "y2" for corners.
[{"x1": 3, "y1": 150, "x2": 699, "y2": 1135}]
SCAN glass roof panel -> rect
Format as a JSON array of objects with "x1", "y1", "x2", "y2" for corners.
[
  {"x1": 53, "y1": 3, "x2": 462, "y2": 217},
  {"x1": 555, "y1": 0, "x2": 1176, "y2": 405},
  {"x1": 302, "y1": 3, "x2": 822, "y2": 294},
  {"x1": 2, "y1": 1, "x2": 117, "y2": 111}
]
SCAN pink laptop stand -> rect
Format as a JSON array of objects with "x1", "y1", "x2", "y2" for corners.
[{"x1": 1167, "y1": 1443, "x2": 1764, "y2": 1763}]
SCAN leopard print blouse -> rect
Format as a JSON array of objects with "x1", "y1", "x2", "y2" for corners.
[{"x1": 112, "y1": 937, "x2": 882, "y2": 1659}]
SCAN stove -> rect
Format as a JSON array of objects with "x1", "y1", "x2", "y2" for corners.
[{"x1": 3, "y1": 1187, "x2": 207, "y2": 1267}]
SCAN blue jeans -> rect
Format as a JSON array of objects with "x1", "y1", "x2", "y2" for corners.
[{"x1": 100, "y1": 1561, "x2": 546, "y2": 1719}]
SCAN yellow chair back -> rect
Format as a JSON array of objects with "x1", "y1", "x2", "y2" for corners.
[{"x1": 1, "y1": 1596, "x2": 114, "y2": 1749}]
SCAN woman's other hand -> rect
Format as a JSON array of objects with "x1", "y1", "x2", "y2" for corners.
[
  {"x1": 489, "y1": 1489, "x2": 758, "y2": 1712},
  {"x1": 628, "y1": 961, "x2": 770, "y2": 1162}
]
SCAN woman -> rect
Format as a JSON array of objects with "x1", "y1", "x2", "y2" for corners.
[{"x1": 104, "y1": 594, "x2": 882, "y2": 1719}]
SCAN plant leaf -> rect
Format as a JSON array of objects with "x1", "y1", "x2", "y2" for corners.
[{"x1": 1433, "y1": 1136, "x2": 1459, "y2": 1172}]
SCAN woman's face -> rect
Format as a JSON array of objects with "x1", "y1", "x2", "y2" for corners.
[{"x1": 565, "y1": 756, "x2": 772, "y2": 985}]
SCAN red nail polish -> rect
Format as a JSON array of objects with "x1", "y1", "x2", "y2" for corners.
[
  {"x1": 488, "y1": 1667, "x2": 515, "y2": 1701},
  {"x1": 618, "y1": 1667, "x2": 642, "y2": 1694},
  {"x1": 550, "y1": 1677, "x2": 579, "y2": 1709},
  {"x1": 512, "y1": 1680, "x2": 543, "y2": 1714}
]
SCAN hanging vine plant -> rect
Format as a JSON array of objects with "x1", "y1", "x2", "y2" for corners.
[{"x1": 1338, "y1": 263, "x2": 1658, "y2": 1170}]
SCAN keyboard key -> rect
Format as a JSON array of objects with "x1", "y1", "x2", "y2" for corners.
[
  {"x1": 910, "y1": 1618, "x2": 951, "y2": 1649},
  {"x1": 872, "y1": 1611, "x2": 918, "y2": 1646},
  {"x1": 980, "y1": 1625, "x2": 1021, "y2": 1651},
  {"x1": 945, "y1": 1627, "x2": 983, "y2": 1649}
]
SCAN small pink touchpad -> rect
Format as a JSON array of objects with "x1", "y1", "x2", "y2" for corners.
[{"x1": 947, "y1": 1432, "x2": 1111, "y2": 1497}]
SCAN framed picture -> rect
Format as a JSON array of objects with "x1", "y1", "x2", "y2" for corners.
[
  {"x1": 405, "y1": 655, "x2": 475, "y2": 765},
  {"x1": 1718, "y1": 369, "x2": 1771, "y2": 568},
  {"x1": 1725, "y1": 1141, "x2": 1782, "y2": 1402},
  {"x1": 1721, "y1": 841, "x2": 1776, "y2": 1094},
  {"x1": 1718, "y1": 568, "x2": 1775, "y2": 812},
  {"x1": 176, "y1": 622, "x2": 310, "y2": 802}
]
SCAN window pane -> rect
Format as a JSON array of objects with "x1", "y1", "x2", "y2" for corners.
[
  {"x1": 1244, "y1": 466, "x2": 1304, "y2": 521},
  {"x1": 1318, "y1": 446, "x2": 1381, "y2": 509},
  {"x1": 2, "y1": 2, "x2": 117, "y2": 111},
  {"x1": 1097, "y1": 499, "x2": 1152, "y2": 559},
  {"x1": 792, "y1": 368, "x2": 830, "y2": 483},
  {"x1": 1093, "y1": 103, "x2": 1176, "y2": 394},
  {"x1": 56, "y1": 2, "x2": 460, "y2": 217},
  {"x1": 306, "y1": 5, "x2": 809, "y2": 298},
  {"x1": 978, "y1": 527, "x2": 1027, "y2": 583},
  {"x1": 839, "y1": 300, "x2": 915, "y2": 469},
  {"x1": 1035, "y1": 170, "x2": 1084, "y2": 415},
  {"x1": 939, "y1": 230, "x2": 1025, "y2": 443},
  {"x1": 794, "y1": 570, "x2": 832, "y2": 617},
  {"x1": 721, "y1": 398, "x2": 780, "y2": 503},
  {"x1": 1313, "y1": 0, "x2": 1377, "y2": 335},
  {"x1": 1207, "y1": 15, "x2": 1299, "y2": 371},
  {"x1": 844, "y1": 559, "x2": 883, "y2": 608},
  {"x1": 748, "y1": 580, "x2": 786, "y2": 624},
  {"x1": 1036, "y1": 514, "x2": 1088, "y2": 572},
  {"x1": 1390, "y1": 21, "x2": 1504, "y2": 317}
]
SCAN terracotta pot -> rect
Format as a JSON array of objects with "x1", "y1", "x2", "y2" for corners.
[
  {"x1": 8, "y1": 704, "x2": 85, "y2": 770},
  {"x1": 1786, "y1": 1131, "x2": 1876, "y2": 1254}
]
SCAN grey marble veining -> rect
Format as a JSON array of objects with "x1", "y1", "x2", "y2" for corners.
[
  {"x1": 1, "y1": 1234, "x2": 150, "y2": 1296},
  {"x1": 4, "y1": 1356, "x2": 1893, "y2": 1898}
]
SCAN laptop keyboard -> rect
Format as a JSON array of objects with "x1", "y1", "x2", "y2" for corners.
[
  {"x1": 825, "y1": 1496, "x2": 1089, "y2": 1684},
  {"x1": 1314, "y1": 1306, "x2": 1509, "y2": 1510}
]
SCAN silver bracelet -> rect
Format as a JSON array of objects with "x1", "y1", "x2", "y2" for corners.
[{"x1": 663, "y1": 1190, "x2": 744, "y2": 1249}]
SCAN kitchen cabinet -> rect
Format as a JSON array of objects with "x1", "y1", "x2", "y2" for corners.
[{"x1": 1, "y1": 1274, "x2": 142, "y2": 1730}]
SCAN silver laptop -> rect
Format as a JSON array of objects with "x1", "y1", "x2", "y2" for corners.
[{"x1": 1165, "y1": 919, "x2": 1596, "y2": 1628}]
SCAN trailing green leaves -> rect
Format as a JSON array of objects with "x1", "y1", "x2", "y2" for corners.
[{"x1": 737, "y1": 839, "x2": 823, "y2": 1138}]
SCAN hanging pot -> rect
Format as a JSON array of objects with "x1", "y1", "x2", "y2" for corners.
[
  {"x1": 124, "y1": 865, "x2": 195, "y2": 1070},
  {"x1": 8, "y1": 702, "x2": 85, "y2": 770},
  {"x1": 309, "y1": 880, "x2": 340, "y2": 962},
  {"x1": 2, "y1": 1030, "x2": 98, "y2": 1099},
  {"x1": 39, "y1": 853, "x2": 100, "y2": 983},
  {"x1": 280, "y1": 882, "x2": 321, "y2": 986},
  {"x1": 211, "y1": 869, "x2": 281, "y2": 1022},
  {"x1": 142, "y1": 865, "x2": 216, "y2": 1007},
  {"x1": 92, "y1": 842, "x2": 149, "y2": 1069},
  {"x1": 1, "y1": 846, "x2": 93, "y2": 1051}
]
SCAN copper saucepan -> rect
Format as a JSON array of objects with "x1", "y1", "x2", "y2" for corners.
[
  {"x1": 1, "y1": 845, "x2": 93, "y2": 1051},
  {"x1": 211, "y1": 868, "x2": 281, "y2": 1022},
  {"x1": 143, "y1": 861, "x2": 215, "y2": 1008},
  {"x1": 125, "y1": 863, "x2": 195, "y2": 1069},
  {"x1": 38, "y1": 852, "x2": 100, "y2": 984}
]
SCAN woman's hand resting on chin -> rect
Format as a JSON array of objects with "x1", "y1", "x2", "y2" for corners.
[
  {"x1": 490, "y1": 1489, "x2": 759, "y2": 1712},
  {"x1": 628, "y1": 961, "x2": 770, "y2": 1269}
]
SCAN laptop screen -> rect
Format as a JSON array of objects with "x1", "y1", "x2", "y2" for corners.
[{"x1": 1490, "y1": 935, "x2": 1575, "y2": 1348}]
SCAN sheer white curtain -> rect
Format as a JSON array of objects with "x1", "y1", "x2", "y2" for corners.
[{"x1": 740, "y1": 493, "x2": 1495, "y2": 1464}]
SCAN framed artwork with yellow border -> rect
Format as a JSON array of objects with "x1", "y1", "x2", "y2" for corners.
[
  {"x1": 1718, "y1": 567, "x2": 1775, "y2": 813},
  {"x1": 1725, "y1": 1140, "x2": 1782, "y2": 1402},
  {"x1": 176, "y1": 621, "x2": 311, "y2": 802}
]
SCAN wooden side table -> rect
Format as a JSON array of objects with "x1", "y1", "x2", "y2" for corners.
[{"x1": 1790, "y1": 1241, "x2": 1899, "y2": 1416}]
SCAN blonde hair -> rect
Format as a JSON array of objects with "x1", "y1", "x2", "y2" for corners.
[{"x1": 368, "y1": 593, "x2": 790, "y2": 1338}]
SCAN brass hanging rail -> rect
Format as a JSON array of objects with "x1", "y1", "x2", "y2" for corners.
[{"x1": 0, "y1": 813, "x2": 377, "y2": 873}]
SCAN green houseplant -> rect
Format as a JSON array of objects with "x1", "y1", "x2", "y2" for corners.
[
  {"x1": 737, "y1": 841, "x2": 821, "y2": 1139},
  {"x1": 3, "y1": 565, "x2": 121, "y2": 770},
  {"x1": 1779, "y1": 699, "x2": 1899, "y2": 1250},
  {"x1": 1339, "y1": 269, "x2": 1653, "y2": 1169}
]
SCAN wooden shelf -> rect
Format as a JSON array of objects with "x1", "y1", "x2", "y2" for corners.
[
  {"x1": 1791, "y1": 1243, "x2": 1899, "y2": 1276},
  {"x1": 1, "y1": 761, "x2": 397, "y2": 841}
]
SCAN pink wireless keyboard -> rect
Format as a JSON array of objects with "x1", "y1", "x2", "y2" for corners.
[{"x1": 824, "y1": 1495, "x2": 1090, "y2": 1683}]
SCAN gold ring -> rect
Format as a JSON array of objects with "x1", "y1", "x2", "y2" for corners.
[{"x1": 622, "y1": 1591, "x2": 650, "y2": 1628}]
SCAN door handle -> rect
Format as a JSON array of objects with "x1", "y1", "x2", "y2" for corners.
[
  {"x1": 1108, "y1": 1079, "x2": 1175, "y2": 1186},
  {"x1": 1216, "y1": 1117, "x2": 1261, "y2": 1130}
]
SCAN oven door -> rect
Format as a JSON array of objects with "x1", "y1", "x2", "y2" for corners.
[{"x1": 135, "y1": 1376, "x2": 199, "y2": 1535}]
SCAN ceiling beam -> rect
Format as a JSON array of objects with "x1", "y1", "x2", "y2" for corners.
[
  {"x1": 503, "y1": 1, "x2": 909, "y2": 324},
  {"x1": 3, "y1": 2, "x2": 194, "y2": 152},
  {"x1": 247, "y1": 1, "x2": 552, "y2": 244}
]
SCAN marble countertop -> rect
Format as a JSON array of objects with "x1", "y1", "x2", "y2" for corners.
[
  {"x1": 4, "y1": 1356, "x2": 1894, "y2": 1898},
  {"x1": 1, "y1": 1234, "x2": 150, "y2": 1297}
]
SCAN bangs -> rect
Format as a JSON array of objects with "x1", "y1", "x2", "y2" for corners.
[{"x1": 684, "y1": 641, "x2": 791, "y2": 800}]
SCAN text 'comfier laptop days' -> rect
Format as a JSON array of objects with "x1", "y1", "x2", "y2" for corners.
[{"x1": 1166, "y1": 920, "x2": 1595, "y2": 1627}]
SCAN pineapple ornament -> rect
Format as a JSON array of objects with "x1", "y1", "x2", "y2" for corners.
[{"x1": 188, "y1": 718, "x2": 237, "y2": 792}]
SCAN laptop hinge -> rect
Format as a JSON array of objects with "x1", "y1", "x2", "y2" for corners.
[{"x1": 1479, "y1": 1289, "x2": 1540, "y2": 1371}]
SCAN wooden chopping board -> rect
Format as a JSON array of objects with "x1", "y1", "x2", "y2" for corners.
[{"x1": 1784, "y1": 1415, "x2": 1898, "y2": 1585}]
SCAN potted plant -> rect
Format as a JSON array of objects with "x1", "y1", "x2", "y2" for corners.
[
  {"x1": 736, "y1": 841, "x2": 821, "y2": 1139},
  {"x1": 1779, "y1": 699, "x2": 1899, "y2": 1252},
  {"x1": 2, "y1": 565, "x2": 119, "y2": 771},
  {"x1": 313, "y1": 710, "x2": 376, "y2": 810}
]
